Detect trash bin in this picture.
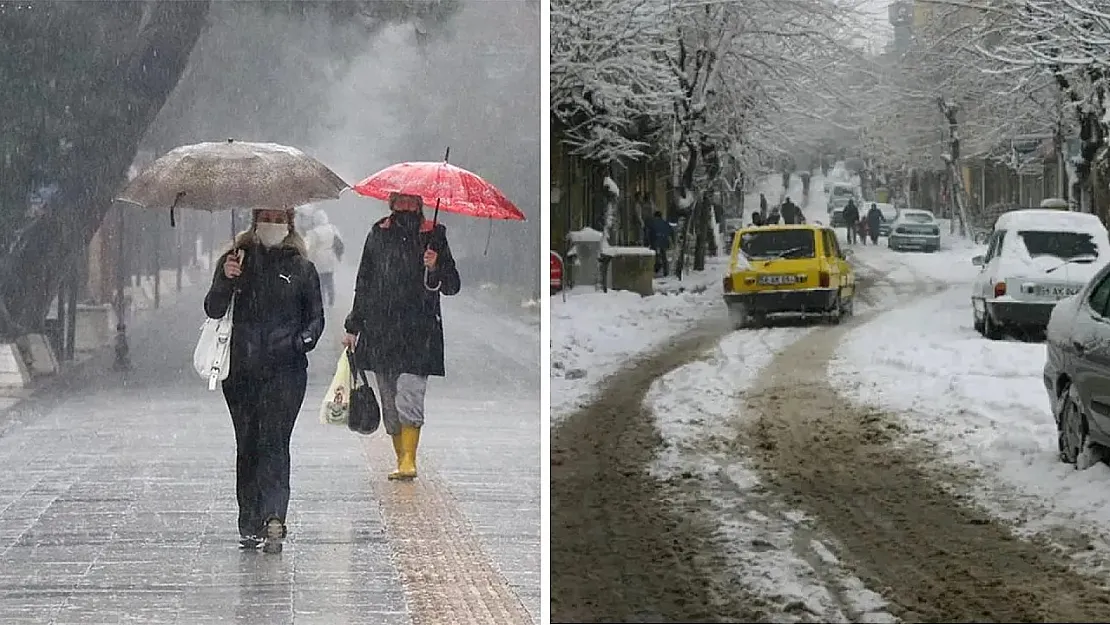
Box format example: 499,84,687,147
567,228,603,289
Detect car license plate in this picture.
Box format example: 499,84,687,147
1036,285,1080,299
758,274,798,285
909,237,927,244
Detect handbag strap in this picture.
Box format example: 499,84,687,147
345,349,371,387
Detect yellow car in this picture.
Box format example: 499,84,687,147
722,224,856,328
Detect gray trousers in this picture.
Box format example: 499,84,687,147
371,371,428,436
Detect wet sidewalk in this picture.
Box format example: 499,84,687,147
0,270,540,624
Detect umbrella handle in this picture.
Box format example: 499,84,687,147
423,266,442,292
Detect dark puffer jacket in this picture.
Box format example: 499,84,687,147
204,236,325,378
344,215,461,377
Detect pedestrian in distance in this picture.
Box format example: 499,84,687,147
342,192,461,481
304,209,344,307
644,210,674,277
842,199,860,245
204,207,325,553
867,202,883,245
751,211,764,227
759,193,768,219
781,197,800,225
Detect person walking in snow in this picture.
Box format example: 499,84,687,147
751,211,764,227
342,192,461,481
759,193,768,219
842,199,860,245
781,197,801,225
866,203,884,245
304,209,344,307
204,207,325,553
765,206,781,225
645,210,674,276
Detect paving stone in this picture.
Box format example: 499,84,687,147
0,276,538,624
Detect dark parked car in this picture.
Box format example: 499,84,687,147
1044,262,1110,469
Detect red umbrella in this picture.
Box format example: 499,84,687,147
352,149,526,223
353,149,525,292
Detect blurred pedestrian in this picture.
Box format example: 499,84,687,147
204,207,325,553
843,199,860,245
644,211,674,276
342,192,461,481
304,209,344,307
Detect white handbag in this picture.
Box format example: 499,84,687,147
193,293,236,391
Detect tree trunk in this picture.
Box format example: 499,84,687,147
673,140,699,280
938,98,972,236
0,1,211,339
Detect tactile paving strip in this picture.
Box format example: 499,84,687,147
362,436,532,625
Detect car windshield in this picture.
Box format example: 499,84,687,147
740,230,816,259
1018,230,1098,260
831,187,854,198
903,213,933,223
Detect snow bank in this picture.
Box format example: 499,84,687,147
648,330,895,622
551,260,727,423
603,246,655,257
832,246,1110,567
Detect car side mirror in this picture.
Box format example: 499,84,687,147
971,255,985,267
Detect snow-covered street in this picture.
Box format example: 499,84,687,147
552,171,1110,622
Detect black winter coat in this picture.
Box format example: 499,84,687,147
344,215,461,377
842,202,859,223
204,241,325,378
867,206,884,228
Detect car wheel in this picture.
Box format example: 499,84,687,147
729,304,749,330
983,310,1003,340
973,310,985,334
840,295,854,318
825,294,843,325
1057,383,1102,470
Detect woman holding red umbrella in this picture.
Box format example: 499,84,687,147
341,192,461,480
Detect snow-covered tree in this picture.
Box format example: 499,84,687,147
550,0,679,165
977,0,1110,216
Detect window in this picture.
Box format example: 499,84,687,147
903,212,934,224
824,230,843,258
740,229,816,259
985,230,1006,261
1018,230,1098,261
1088,274,1110,318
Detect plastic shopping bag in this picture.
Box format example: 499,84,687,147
319,351,352,426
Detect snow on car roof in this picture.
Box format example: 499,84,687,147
995,209,1106,233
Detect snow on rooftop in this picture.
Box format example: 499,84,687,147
995,209,1105,232
568,227,603,242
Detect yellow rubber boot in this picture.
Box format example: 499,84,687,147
388,426,420,480
388,433,406,480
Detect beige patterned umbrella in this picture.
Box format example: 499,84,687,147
116,139,349,225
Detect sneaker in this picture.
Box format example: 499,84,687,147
238,535,262,550
262,518,284,554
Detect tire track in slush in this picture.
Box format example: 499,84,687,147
740,273,1110,622
550,319,774,624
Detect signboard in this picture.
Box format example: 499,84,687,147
550,251,565,293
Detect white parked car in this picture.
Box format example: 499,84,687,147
972,209,1110,340
888,209,941,252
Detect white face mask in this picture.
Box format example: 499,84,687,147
256,223,288,248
